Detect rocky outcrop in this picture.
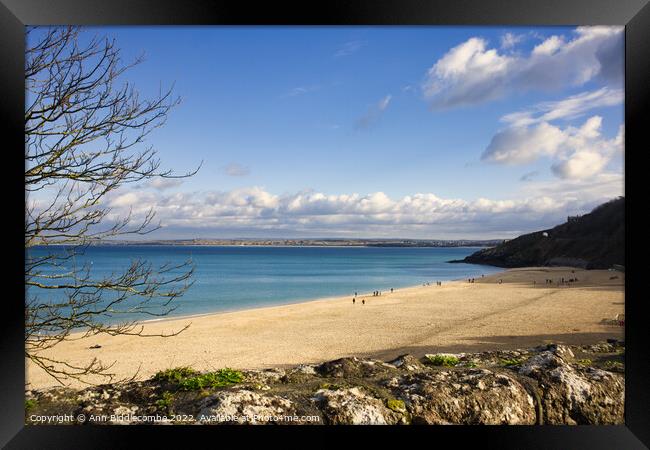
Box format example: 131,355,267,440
25,341,624,425
451,197,624,269
314,387,403,425
518,344,624,424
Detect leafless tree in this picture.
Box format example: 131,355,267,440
25,26,200,386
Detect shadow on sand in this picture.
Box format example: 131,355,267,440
357,331,625,362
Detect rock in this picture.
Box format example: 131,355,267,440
313,387,402,425
315,357,395,378
518,344,624,424
393,369,536,425
197,390,299,424
388,354,425,371
244,368,286,385
586,342,617,353
26,341,625,426
108,405,140,424
291,364,317,375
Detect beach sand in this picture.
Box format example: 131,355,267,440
26,267,624,390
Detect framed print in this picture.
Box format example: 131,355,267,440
1,0,648,447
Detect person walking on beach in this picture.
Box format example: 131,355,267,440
390,288,394,293
362,299,365,305
353,297,355,305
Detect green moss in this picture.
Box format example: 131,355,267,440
152,367,198,383
177,368,244,391
500,358,523,367
425,355,459,367
576,358,592,366
319,383,341,390
152,366,244,391
604,360,624,371
387,399,406,412
25,398,37,411
155,391,174,412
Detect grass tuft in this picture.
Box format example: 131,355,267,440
25,398,37,411
152,367,198,383
500,358,523,367
387,399,406,412
155,391,174,412
152,367,244,391
425,355,459,367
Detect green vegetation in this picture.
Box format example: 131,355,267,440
152,367,244,391
604,360,624,371
153,367,198,383
319,383,341,390
463,361,478,368
387,399,406,412
155,391,174,412
25,399,37,411
425,355,459,367
576,358,592,366
178,369,244,391
500,358,523,367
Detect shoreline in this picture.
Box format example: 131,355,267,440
27,266,624,390
137,275,478,326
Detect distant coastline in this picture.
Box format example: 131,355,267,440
45,238,506,248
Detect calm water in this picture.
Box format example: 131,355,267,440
26,245,501,324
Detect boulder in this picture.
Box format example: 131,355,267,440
519,344,624,424
197,389,299,424
391,369,536,424
313,387,402,425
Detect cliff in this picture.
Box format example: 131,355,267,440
453,197,624,269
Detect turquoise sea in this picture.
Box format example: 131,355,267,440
26,245,501,324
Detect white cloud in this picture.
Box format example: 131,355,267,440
109,192,139,207
532,35,564,56
501,32,525,50
377,95,392,111
97,182,623,240
519,170,540,182
422,26,623,109
501,87,623,127
483,122,566,165
147,178,183,190
423,37,513,107
222,163,251,177
482,115,623,180
334,40,366,57
355,95,392,129
286,85,320,97
551,149,609,179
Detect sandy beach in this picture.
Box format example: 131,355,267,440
26,267,624,390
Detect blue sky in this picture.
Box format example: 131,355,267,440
29,26,625,239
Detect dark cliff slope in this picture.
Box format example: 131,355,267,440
457,197,624,269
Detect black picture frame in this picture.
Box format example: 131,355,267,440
1,0,648,447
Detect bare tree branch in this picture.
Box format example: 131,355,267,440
25,26,200,386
